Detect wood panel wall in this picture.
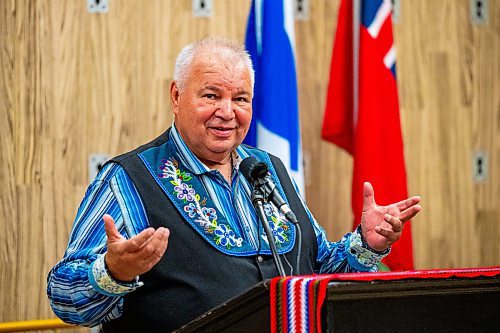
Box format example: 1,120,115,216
1,0,498,328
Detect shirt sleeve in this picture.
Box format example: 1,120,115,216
46,163,150,327
289,179,389,273
312,219,390,273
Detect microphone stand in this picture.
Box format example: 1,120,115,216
251,185,287,277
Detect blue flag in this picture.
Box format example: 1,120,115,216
245,0,305,194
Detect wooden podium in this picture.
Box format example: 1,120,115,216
176,271,500,333
176,270,500,333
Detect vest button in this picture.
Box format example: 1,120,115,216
257,255,264,263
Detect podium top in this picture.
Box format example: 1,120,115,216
177,267,500,333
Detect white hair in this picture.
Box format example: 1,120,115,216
173,37,255,92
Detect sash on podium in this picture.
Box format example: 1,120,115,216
270,267,500,333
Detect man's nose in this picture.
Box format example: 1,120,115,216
215,99,235,120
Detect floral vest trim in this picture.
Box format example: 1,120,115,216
137,141,296,257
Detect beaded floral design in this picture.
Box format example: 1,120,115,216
158,158,243,249
261,202,290,246
91,255,143,295
349,231,390,267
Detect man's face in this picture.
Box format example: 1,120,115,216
171,50,253,164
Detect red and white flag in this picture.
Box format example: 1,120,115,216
322,0,413,270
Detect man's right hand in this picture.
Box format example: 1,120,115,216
103,214,170,282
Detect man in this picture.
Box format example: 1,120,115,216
47,37,421,332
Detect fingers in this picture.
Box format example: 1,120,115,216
383,214,402,232
105,225,170,281
139,228,170,261
126,227,156,251
395,196,421,211
103,213,169,260
374,225,398,242
362,182,376,208
124,228,170,274
399,204,422,222
103,214,125,243
374,214,403,243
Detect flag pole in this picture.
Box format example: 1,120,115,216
352,0,360,128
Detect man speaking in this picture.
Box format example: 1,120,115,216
47,37,421,332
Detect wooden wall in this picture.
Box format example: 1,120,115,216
1,0,498,328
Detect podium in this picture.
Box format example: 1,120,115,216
176,270,500,333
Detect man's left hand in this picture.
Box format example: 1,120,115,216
360,182,421,252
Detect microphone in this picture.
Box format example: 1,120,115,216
240,156,303,276
239,157,298,224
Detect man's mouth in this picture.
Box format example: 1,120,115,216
209,126,235,137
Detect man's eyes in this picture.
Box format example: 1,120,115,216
235,97,249,103
204,94,217,99
202,94,249,103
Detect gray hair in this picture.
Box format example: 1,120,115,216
173,37,255,92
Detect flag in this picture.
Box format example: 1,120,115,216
245,0,305,195
322,0,414,270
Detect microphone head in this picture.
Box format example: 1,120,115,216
240,157,269,182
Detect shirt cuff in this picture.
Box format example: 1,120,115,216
89,254,143,296
346,227,390,270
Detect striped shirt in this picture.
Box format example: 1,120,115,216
47,125,387,327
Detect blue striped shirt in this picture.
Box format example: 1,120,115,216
47,125,386,327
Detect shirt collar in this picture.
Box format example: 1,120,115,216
169,123,248,176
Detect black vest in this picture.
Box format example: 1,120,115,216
102,131,318,332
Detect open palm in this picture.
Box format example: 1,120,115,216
361,182,421,252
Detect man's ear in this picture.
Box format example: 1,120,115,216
170,81,180,115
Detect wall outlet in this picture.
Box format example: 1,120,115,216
470,0,488,25
89,153,109,183
193,0,212,17
472,151,488,183
87,0,109,14
295,0,309,21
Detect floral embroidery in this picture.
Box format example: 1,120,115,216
91,255,143,295
269,217,288,244
264,204,275,216
348,231,390,267
261,204,290,246
214,224,243,249
159,158,243,249
174,183,195,202
184,202,199,218
202,207,217,220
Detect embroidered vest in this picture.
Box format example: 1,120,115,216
102,130,318,332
